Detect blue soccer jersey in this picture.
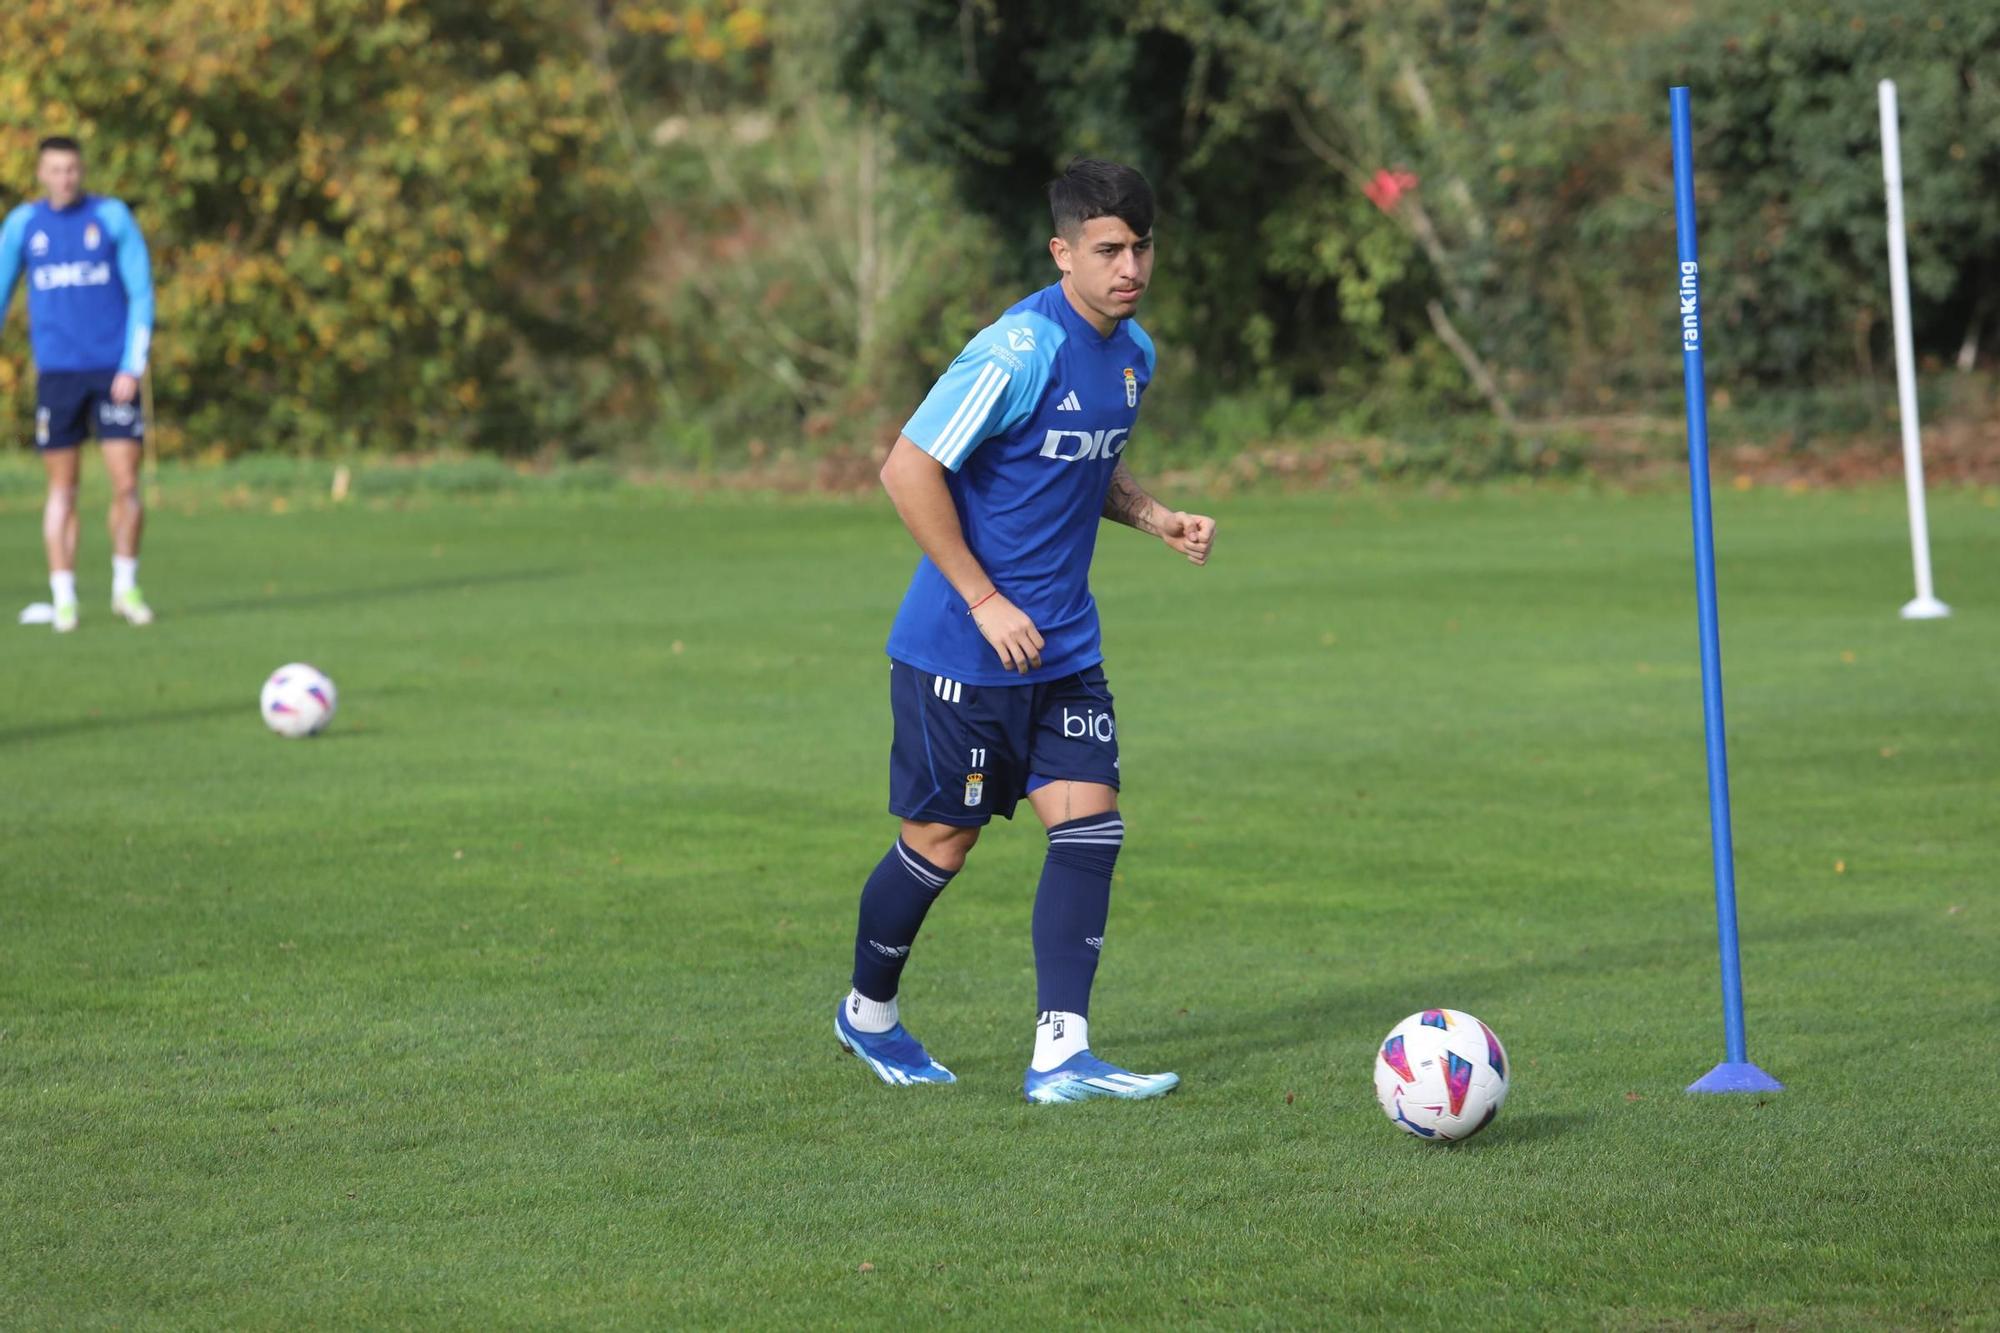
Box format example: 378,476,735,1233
886,282,1156,685
0,195,154,375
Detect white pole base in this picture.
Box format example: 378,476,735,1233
1900,596,1952,620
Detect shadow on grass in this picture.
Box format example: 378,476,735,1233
0,686,414,746
1190,909,1908,1063
170,566,573,620
0,699,250,746
1450,1109,1588,1148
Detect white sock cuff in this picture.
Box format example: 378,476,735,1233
1031,1010,1090,1071
50,571,77,603
846,988,899,1034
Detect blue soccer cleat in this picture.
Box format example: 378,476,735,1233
835,1003,956,1086
1023,1051,1180,1104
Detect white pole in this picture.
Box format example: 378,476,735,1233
1879,78,1950,619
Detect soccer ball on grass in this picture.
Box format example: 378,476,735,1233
260,663,337,738
1373,1008,1508,1141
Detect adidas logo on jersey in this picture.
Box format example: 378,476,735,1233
1056,390,1082,412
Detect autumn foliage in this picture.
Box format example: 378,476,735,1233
0,0,649,456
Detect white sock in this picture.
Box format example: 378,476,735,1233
113,556,138,596
50,570,76,605
1032,1011,1089,1071
845,988,898,1034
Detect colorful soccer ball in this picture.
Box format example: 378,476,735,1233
260,663,337,738
1373,1009,1509,1141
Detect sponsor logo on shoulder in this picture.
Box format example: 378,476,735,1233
1006,326,1036,352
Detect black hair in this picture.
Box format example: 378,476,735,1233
37,135,82,158
1048,158,1154,240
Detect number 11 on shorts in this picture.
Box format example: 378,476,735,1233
965,749,986,808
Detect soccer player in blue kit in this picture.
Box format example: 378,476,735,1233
0,136,157,632
836,160,1217,1103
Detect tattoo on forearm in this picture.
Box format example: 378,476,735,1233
1103,463,1162,534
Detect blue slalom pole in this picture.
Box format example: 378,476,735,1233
1671,87,1781,1096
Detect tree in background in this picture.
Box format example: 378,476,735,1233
839,0,2000,449
600,1,1010,465
833,0,1659,450
2,0,1993,465
0,0,648,456
1664,1,2000,387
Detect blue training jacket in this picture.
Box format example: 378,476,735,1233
0,194,154,375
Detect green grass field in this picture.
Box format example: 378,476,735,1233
3,478,1996,1328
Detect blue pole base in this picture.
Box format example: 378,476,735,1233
1686,1061,1784,1094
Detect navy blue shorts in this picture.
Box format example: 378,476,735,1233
888,658,1121,826
36,369,144,450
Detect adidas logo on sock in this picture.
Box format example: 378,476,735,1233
868,939,911,959
1085,936,1103,951
1056,390,1082,412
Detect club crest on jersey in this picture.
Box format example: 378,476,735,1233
1123,367,1138,407
1007,327,1036,352
28,230,48,257
84,223,101,250
963,772,985,807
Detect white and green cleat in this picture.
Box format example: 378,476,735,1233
111,587,153,626
52,599,79,633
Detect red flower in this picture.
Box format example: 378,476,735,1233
1363,168,1420,213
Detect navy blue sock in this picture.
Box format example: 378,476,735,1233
1032,812,1124,1017
851,840,956,1001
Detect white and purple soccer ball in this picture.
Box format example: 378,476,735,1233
260,663,337,738
1373,1008,1509,1142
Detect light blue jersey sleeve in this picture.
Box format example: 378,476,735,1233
0,205,31,334
96,198,154,374
902,311,1065,472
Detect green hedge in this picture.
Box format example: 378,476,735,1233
0,0,650,456
4,0,1994,464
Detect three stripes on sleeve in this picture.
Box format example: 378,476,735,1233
925,363,1013,471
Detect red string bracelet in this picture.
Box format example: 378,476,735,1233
967,589,999,615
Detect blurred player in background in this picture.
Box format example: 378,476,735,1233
835,158,1217,1103
0,135,156,632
